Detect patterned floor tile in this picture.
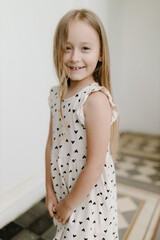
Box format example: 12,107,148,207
0,222,23,240
14,211,39,228
41,225,57,240
117,183,160,240
123,210,138,224
115,153,160,194
118,213,129,229
119,132,160,160
131,174,153,183
118,197,138,213
155,221,160,240
11,229,39,240
29,202,47,217
119,228,127,240
29,212,53,236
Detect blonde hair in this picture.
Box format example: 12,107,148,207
53,9,120,161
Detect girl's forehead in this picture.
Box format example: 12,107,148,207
67,20,99,43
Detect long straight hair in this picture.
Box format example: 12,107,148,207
53,9,120,161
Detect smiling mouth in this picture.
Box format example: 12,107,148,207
68,66,85,70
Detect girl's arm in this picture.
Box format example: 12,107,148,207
45,112,54,193
64,91,112,210
45,112,58,218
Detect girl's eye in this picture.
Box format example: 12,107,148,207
66,46,71,51
82,47,90,51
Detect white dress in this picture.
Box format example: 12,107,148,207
48,82,119,240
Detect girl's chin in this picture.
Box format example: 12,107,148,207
66,74,87,80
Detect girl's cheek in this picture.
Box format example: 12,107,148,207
64,55,71,65
63,55,67,63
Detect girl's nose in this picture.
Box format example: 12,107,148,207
71,49,80,62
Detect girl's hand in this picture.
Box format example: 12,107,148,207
45,189,58,218
54,198,74,225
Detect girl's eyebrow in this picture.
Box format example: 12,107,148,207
81,42,92,44
66,41,93,45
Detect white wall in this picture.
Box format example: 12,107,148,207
105,0,124,126
122,0,160,133
0,0,73,228
0,0,160,228
105,0,160,134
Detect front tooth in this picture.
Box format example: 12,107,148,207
70,67,82,69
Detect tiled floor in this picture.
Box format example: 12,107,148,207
0,132,160,240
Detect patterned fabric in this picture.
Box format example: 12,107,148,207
48,82,119,240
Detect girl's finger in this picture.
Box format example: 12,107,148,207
49,209,54,218
61,219,66,225
53,206,57,214
49,205,57,218
52,212,56,218
54,213,58,219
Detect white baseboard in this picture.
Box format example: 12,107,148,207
0,169,46,229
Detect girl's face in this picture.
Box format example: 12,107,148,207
63,20,101,83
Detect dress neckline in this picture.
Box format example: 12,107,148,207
61,82,99,102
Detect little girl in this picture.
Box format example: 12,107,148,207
45,9,120,240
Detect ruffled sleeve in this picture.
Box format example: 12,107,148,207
48,85,58,110
75,84,119,126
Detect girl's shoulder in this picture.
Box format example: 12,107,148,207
76,82,119,126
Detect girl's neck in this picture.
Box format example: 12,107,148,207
67,78,96,91
63,78,96,99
